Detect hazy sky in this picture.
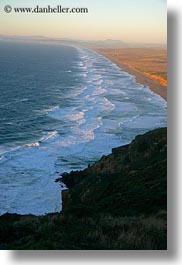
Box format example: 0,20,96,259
0,0,167,44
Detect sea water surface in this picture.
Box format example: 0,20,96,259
0,41,167,215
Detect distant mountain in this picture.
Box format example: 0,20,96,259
88,39,128,48
0,34,128,48
0,34,165,49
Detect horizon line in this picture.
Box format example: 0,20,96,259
0,34,167,46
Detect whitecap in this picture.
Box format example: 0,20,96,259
26,142,40,147
40,130,59,143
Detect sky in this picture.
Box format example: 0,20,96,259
0,0,167,44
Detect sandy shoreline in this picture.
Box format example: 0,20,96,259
93,48,167,101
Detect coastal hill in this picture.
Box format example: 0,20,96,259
0,127,167,250
62,127,167,217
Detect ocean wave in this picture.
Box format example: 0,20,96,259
34,105,60,117
26,142,40,147
46,106,63,120
46,105,59,113
102,97,115,112
92,86,106,96
19,98,29,102
65,110,85,125
40,131,59,143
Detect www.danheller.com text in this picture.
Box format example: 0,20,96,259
4,5,89,14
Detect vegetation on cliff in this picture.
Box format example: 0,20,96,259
0,128,167,250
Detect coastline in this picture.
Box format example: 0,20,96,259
92,48,167,101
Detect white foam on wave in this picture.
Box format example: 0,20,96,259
48,106,59,112
19,98,29,102
25,131,59,148
70,85,87,97
81,73,87,78
34,105,60,116
69,127,95,142
0,144,61,215
25,131,60,149
84,95,96,103
46,106,64,120
65,111,85,125
103,97,115,110
47,105,86,126
40,130,59,143
92,86,106,96
26,142,40,147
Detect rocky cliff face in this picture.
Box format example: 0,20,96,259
62,127,167,217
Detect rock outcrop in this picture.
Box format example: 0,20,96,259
62,127,167,217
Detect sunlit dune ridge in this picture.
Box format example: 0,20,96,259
143,72,167,86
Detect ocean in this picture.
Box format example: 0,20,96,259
0,41,167,215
